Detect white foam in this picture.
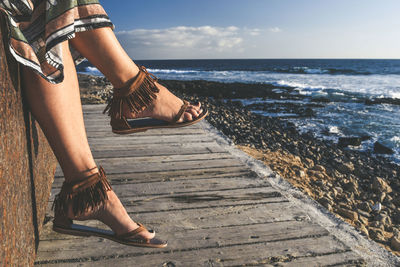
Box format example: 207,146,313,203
328,126,341,134
390,136,400,143
147,68,197,74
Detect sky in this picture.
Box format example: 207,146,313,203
100,0,400,60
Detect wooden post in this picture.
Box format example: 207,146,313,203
0,13,57,266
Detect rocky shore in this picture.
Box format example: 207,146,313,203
78,73,400,256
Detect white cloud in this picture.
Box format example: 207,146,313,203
115,26,262,59
268,27,282,33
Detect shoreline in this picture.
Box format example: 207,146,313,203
78,73,400,256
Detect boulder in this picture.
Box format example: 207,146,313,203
338,137,362,147
373,142,394,154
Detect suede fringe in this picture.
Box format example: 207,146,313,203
103,66,159,119
52,167,112,217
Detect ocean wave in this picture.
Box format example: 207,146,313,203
78,64,400,100
78,66,102,76
273,66,371,75
147,68,199,74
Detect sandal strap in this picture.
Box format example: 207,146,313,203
103,66,159,120
116,223,147,239
172,100,189,123
52,166,112,217
61,167,107,194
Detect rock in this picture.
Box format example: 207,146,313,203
359,225,369,237
318,197,333,209
358,202,372,213
373,142,394,154
357,209,371,219
391,237,400,251
372,177,392,193
372,202,382,212
392,209,400,224
303,158,314,168
343,180,358,194
370,220,384,230
334,187,344,195
369,227,386,242
379,192,386,203
336,207,358,221
338,137,362,147
374,214,392,228
358,215,369,225
336,161,355,174
313,165,326,172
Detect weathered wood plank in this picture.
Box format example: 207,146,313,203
52,166,257,187
36,220,330,262
86,134,215,146
51,175,270,196
86,142,223,154
46,186,284,215
39,201,306,242
89,143,226,158
55,158,247,177
85,128,206,138
35,234,356,266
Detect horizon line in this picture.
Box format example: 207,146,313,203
134,57,400,61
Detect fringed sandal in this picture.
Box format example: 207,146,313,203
52,167,167,248
103,66,208,134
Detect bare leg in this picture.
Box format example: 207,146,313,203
22,41,153,238
69,27,202,122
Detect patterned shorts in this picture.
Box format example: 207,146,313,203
0,0,113,83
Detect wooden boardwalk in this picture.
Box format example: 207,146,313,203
35,105,371,266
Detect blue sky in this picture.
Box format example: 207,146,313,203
100,0,400,60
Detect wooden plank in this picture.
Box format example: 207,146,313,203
89,145,225,159
46,186,284,214
40,201,306,242
86,142,222,153
55,158,247,177
267,251,365,267
35,234,354,266
35,220,330,262
86,129,210,136
51,175,269,195
86,134,215,145
52,166,257,186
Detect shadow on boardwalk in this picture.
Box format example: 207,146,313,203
35,105,397,266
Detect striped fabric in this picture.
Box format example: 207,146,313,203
0,0,113,83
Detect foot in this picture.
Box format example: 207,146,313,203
68,189,155,239
123,82,203,123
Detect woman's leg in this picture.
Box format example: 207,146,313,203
69,27,201,122
22,41,153,238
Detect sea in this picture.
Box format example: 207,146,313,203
77,59,400,163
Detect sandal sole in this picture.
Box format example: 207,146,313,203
112,109,208,135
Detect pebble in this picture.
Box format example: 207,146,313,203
368,228,386,242
391,237,400,251
372,177,392,194
358,202,372,213
372,202,382,212
336,207,358,221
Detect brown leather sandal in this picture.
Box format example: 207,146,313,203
103,66,208,135
52,167,167,248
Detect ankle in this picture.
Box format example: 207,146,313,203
63,166,99,182
109,64,140,89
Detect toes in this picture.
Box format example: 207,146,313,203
188,102,202,112
186,107,200,118
183,112,193,122
147,229,156,239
